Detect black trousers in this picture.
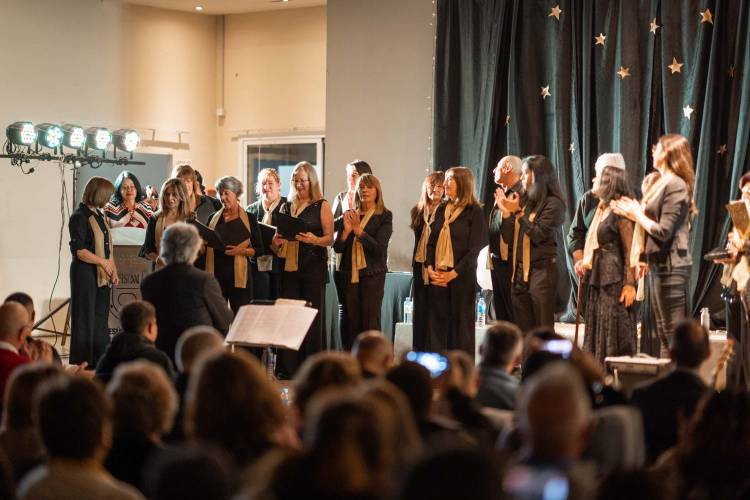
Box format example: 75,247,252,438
412,263,429,351
648,265,690,357
511,258,558,333
251,266,282,302
70,261,111,366
277,270,325,377
490,257,514,322
341,272,386,350
427,270,477,356
217,278,252,315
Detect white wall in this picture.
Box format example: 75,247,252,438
325,0,435,270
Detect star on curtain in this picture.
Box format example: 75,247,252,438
569,143,576,153
549,5,562,21
668,57,684,74
717,144,727,156
683,105,694,120
541,86,551,99
504,115,511,127
649,18,660,34
729,65,736,79
594,33,606,46
700,9,713,24
617,66,631,79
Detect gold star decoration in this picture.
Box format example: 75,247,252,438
594,33,606,46
504,115,511,127
617,66,631,79
649,18,660,34
668,57,684,74
541,85,551,100
569,143,576,153
683,104,694,120
729,65,736,79
549,4,562,21
717,144,727,156
700,8,713,24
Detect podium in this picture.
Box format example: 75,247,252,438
109,228,151,336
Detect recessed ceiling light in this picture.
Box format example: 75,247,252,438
195,5,204,11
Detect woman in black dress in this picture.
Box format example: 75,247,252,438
69,177,118,365
205,176,263,314
425,167,488,355
272,161,334,376
173,164,222,225
334,174,393,349
140,178,192,268
612,134,696,356
246,168,287,302
410,171,444,351
581,165,637,365
499,155,565,333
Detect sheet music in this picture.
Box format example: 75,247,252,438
226,304,317,350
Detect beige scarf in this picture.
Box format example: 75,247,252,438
414,205,438,284
350,209,376,284
205,208,252,288
511,210,537,283
434,203,465,271
88,214,113,287
582,203,609,270
277,201,309,272
261,197,281,225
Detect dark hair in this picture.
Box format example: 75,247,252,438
523,155,565,213
35,376,111,459
348,160,373,176
3,363,63,429
481,321,522,367
294,352,361,416
671,319,709,368
385,361,432,419
4,292,33,310
194,170,207,195
111,170,146,204
593,166,633,204
120,300,156,336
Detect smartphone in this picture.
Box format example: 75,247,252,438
406,351,448,378
541,339,573,359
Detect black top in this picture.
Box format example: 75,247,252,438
411,206,436,264
195,195,222,225
488,181,525,261
509,196,565,265
641,175,692,267
566,190,599,255
95,331,176,384
104,433,161,494
332,191,351,234
139,213,163,260
426,203,488,276
210,211,264,288
247,197,287,273
69,203,111,260
333,209,393,280
278,199,329,281
588,213,636,288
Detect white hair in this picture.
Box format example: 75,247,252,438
160,222,202,265
595,153,626,177
215,176,244,197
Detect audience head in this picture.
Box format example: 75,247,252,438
522,155,565,212
441,350,479,398
4,292,34,323
111,170,145,205
411,171,445,229
119,300,157,342
107,360,177,439
480,321,522,371
354,173,386,214
593,165,633,204
159,178,191,219
670,319,710,368
145,443,235,500
255,168,282,202
345,159,373,192
516,362,592,461
0,301,31,349
160,222,202,266
215,176,243,211
175,326,225,374
294,352,361,418
352,331,393,377
173,164,203,199
185,350,285,466
386,361,433,420
81,176,115,209
494,154,523,186
653,133,697,215
444,166,480,207
289,161,323,203
34,375,112,461
2,362,63,430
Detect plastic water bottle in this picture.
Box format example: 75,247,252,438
403,297,413,324
476,294,486,328
700,307,710,331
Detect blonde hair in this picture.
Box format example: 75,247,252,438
255,168,281,197
289,161,323,204
159,178,192,221
81,176,115,208
445,166,480,207
354,174,385,214
172,164,202,199
655,134,697,216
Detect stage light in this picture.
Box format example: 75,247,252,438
35,123,64,149
61,124,85,149
195,5,204,11
6,121,37,146
113,129,140,153
85,127,112,151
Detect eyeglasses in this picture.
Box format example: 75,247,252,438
293,179,310,185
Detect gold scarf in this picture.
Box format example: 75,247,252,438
88,214,113,287
277,201,309,272
434,203,465,271
582,203,609,270
511,210,537,283
205,208,252,288
262,197,281,225
351,209,376,284
415,206,438,284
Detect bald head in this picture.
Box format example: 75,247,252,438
352,331,393,377
494,155,523,188
0,302,31,348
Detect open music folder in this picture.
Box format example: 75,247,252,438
225,301,317,350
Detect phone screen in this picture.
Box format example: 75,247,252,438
406,351,448,378
541,339,573,359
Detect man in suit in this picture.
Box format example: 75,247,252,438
141,223,233,363
631,319,711,463
476,321,522,410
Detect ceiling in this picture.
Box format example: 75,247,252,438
121,0,326,15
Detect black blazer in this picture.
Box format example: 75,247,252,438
507,195,565,264
488,181,525,262
247,197,287,273
140,263,233,362
426,203,488,276
642,175,692,267
334,209,393,280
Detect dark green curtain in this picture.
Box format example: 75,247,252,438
434,0,750,322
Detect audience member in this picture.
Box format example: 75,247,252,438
595,468,673,500
95,301,175,384
476,321,522,410
18,376,143,500
631,319,710,463
351,331,393,378
104,361,178,493
4,293,63,367
140,223,233,363
0,363,63,483
293,352,361,422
